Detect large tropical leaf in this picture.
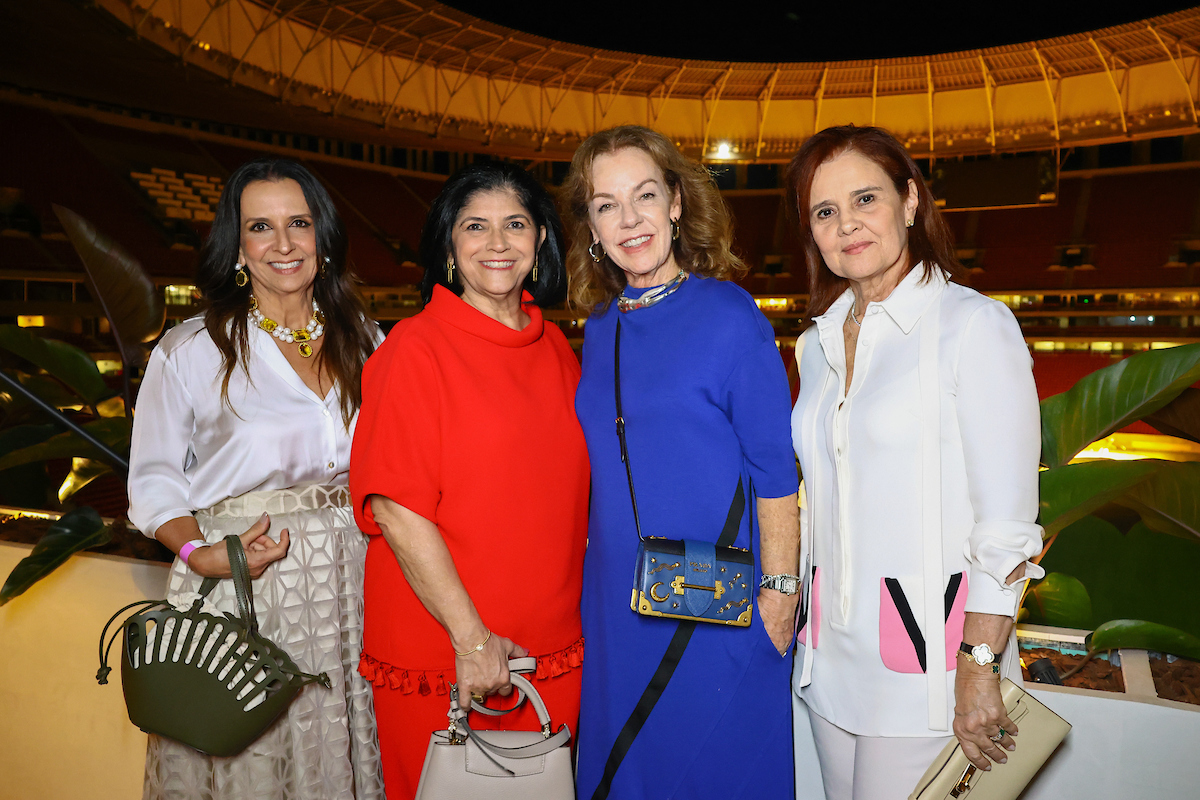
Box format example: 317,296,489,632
58,457,113,503
0,507,111,605
1112,461,1200,543
1023,572,1094,629
1086,619,1200,661
1038,460,1161,538
53,205,165,368
1040,343,1200,468
0,325,113,407
1143,387,1200,445
0,417,130,471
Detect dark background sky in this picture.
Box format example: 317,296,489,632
444,2,1197,62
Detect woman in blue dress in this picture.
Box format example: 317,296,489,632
563,125,802,800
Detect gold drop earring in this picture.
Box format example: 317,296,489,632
446,254,455,283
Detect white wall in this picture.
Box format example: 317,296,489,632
0,542,168,800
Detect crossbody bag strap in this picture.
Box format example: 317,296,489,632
593,320,747,800
614,319,644,540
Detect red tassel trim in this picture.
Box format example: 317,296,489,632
358,637,585,695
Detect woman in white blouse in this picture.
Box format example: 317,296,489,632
787,126,1044,800
128,158,385,800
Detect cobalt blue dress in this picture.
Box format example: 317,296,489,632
575,276,800,800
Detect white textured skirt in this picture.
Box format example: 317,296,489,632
143,485,385,800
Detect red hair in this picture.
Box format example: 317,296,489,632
785,125,965,321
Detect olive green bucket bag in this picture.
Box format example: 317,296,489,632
96,534,330,757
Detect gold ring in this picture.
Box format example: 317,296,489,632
471,693,485,703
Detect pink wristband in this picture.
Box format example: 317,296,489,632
179,540,208,567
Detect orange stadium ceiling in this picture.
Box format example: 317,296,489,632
96,0,1200,162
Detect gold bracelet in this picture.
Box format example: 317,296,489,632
454,629,491,657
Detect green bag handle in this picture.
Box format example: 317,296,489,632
197,535,258,638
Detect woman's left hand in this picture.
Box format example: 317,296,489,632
953,667,1018,770
758,588,798,656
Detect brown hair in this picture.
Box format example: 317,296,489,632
195,157,377,427
785,125,965,321
561,125,745,311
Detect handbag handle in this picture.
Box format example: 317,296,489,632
448,658,547,727
197,535,258,638
447,664,573,776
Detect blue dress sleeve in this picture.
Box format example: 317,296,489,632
722,336,800,500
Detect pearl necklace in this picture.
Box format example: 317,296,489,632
249,297,325,358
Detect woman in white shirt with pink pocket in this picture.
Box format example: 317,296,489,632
787,125,1045,800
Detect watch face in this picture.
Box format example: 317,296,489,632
971,643,995,665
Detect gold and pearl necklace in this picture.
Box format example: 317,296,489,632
249,296,325,358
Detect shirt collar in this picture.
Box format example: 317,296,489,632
813,262,947,336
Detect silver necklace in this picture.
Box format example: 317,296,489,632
618,270,688,313
848,303,863,326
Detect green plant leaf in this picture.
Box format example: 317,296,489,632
0,417,130,472
58,457,112,503
13,371,86,411
1086,619,1200,660
53,205,165,369
0,325,113,406
1143,387,1200,445
0,507,111,605
1024,572,1094,629
1111,461,1200,543
1039,342,1200,468
1038,460,1162,538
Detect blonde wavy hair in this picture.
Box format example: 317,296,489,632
561,125,746,311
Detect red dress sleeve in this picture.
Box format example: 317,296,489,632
350,322,442,535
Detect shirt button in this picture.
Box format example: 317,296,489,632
327,462,335,469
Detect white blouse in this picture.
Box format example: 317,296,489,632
127,316,378,538
791,265,1045,736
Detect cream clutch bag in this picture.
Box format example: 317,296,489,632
909,679,1071,800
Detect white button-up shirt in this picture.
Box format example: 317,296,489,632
128,316,377,538
791,265,1044,735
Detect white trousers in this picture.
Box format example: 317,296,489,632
808,707,952,800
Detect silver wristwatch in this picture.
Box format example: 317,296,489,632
759,573,801,595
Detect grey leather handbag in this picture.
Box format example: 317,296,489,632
414,657,575,799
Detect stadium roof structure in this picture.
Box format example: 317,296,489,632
95,0,1200,162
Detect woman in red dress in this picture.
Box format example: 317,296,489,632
349,162,589,799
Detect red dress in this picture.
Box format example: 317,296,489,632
350,286,589,799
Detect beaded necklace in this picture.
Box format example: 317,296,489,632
249,297,325,358
617,270,688,313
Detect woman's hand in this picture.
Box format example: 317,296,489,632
189,513,290,579
453,629,529,712
953,664,1018,771
758,588,799,656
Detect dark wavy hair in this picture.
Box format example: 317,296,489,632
561,125,746,312
194,157,376,426
785,125,965,321
419,162,567,307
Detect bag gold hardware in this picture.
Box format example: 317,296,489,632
670,575,725,599
950,764,976,797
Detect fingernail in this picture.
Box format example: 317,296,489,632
983,765,992,772
1006,744,1016,751
259,512,268,521
998,757,1007,764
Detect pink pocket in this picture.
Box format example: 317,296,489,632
797,566,821,649
878,573,967,674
